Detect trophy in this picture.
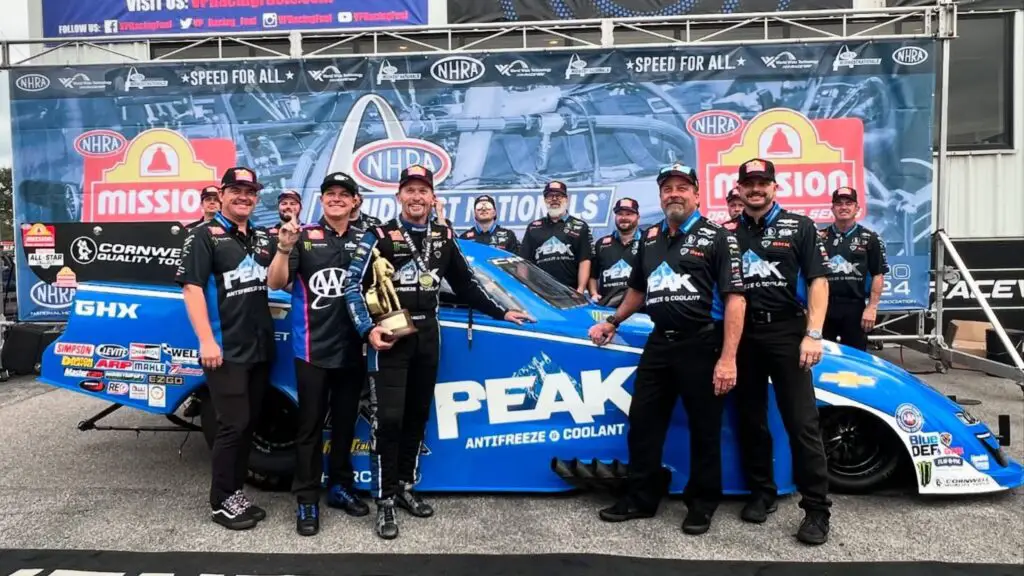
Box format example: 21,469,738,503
364,247,419,340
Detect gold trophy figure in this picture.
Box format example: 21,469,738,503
364,247,419,340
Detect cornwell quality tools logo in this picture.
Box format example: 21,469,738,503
80,128,236,223
694,108,864,224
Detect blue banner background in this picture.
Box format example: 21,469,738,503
41,0,428,38
8,41,937,321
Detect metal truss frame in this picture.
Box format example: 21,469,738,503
1,0,1019,386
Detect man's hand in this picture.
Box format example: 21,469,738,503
861,306,877,332
588,322,616,346
713,356,737,396
368,326,395,351
590,292,603,303
277,219,301,251
199,338,223,370
504,310,535,325
799,336,823,371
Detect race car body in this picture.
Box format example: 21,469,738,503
38,241,1023,496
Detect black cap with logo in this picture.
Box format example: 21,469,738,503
656,163,698,187
832,186,858,203
737,158,776,183
200,185,219,201
220,166,264,191
320,171,358,195
399,164,434,189
543,180,568,196
277,190,302,204
474,194,496,208
613,197,639,214
726,187,741,202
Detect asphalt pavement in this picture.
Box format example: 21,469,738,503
0,346,1021,564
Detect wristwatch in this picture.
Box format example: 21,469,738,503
806,329,823,340
605,315,621,328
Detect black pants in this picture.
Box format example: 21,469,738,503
366,321,440,501
292,356,367,504
823,299,868,351
735,316,832,514
626,324,725,515
204,360,271,508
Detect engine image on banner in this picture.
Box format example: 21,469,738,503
8,42,936,321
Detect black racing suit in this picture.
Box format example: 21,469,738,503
733,203,833,515
351,212,383,230
285,218,368,504
820,224,889,351
623,214,744,515
175,213,276,509
344,218,509,501
459,222,520,254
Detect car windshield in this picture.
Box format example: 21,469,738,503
439,264,525,312
490,255,589,310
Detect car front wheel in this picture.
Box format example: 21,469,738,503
820,407,902,493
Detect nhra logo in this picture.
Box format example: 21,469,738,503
686,110,742,138
29,281,75,310
893,46,928,66
697,108,864,224
15,73,50,92
74,130,127,157
430,56,486,84
82,128,236,224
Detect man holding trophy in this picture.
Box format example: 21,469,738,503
344,164,533,540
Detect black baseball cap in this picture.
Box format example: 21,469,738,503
320,171,358,195
726,187,741,202
737,158,776,183
474,194,496,208
278,190,302,204
613,197,639,214
657,163,698,186
543,180,568,196
200,185,219,201
832,187,858,202
399,164,434,189
220,167,263,191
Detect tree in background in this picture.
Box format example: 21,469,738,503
0,167,11,243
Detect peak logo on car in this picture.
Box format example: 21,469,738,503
696,109,864,224
74,130,128,158
81,128,236,224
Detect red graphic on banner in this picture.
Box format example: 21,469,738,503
81,129,236,223
696,109,864,224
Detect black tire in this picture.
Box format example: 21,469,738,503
199,385,299,492
820,407,902,494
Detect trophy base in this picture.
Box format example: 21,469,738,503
378,310,419,341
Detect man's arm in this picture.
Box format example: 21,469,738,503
797,220,831,332
867,233,889,311
714,230,746,361
343,229,381,339
267,242,298,291
576,224,595,292
443,233,509,320
609,288,645,323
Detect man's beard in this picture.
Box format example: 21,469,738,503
665,205,689,223
616,221,637,235
547,204,567,218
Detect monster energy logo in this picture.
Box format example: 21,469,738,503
917,461,933,487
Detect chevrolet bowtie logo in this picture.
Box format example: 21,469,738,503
820,371,876,388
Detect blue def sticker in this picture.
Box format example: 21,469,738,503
896,403,924,433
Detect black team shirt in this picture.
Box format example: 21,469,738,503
819,223,889,302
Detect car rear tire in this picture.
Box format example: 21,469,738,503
199,385,298,492
820,407,902,493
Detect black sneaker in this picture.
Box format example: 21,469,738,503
681,509,712,535
296,503,320,537
376,498,399,540
740,497,777,524
211,493,258,531
235,490,266,522
598,497,656,522
796,510,830,545
327,484,370,517
395,488,434,518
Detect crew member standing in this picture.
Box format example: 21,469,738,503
519,181,593,292
820,187,888,351
588,164,746,534
268,172,372,537
459,194,520,253
344,164,533,540
731,158,833,546
185,186,222,230
588,198,642,308
726,187,745,221
176,167,276,531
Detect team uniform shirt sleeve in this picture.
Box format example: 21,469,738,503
590,241,602,279
868,232,890,276
576,223,594,262
505,230,521,255
796,219,832,281
175,227,213,288
519,225,537,261
715,230,745,295
626,238,647,293
343,228,380,339
444,235,509,320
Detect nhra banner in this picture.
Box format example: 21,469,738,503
9,41,937,321
41,0,428,39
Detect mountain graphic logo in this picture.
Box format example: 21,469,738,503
647,261,696,293
829,254,861,276
603,259,632,281
537,236,572,257
742,250,783,279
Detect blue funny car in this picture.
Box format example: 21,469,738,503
39,240,1023,496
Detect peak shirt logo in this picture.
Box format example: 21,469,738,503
647,262,697,293
697,109,864,224
82,128,236,223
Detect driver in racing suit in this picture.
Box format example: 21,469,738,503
343,164,533,540
268,171,371,537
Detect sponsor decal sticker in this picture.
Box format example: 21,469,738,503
106,382,130,396
970,454,990,471
168,364,204,376
130,343,162,362
55,342,95,357
21,223,56,248
934,455,963,467
430,55,486,85
892,46,928,66
79,380,105,393
28,250,64,269
96,344,129,359
74,130,128,157
129,383,148,401
917,460,932,487
62,356,94,368
819,371,875,388
148,384,167,408
55,267,79,288
64,368,104,379
895,403,923,433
